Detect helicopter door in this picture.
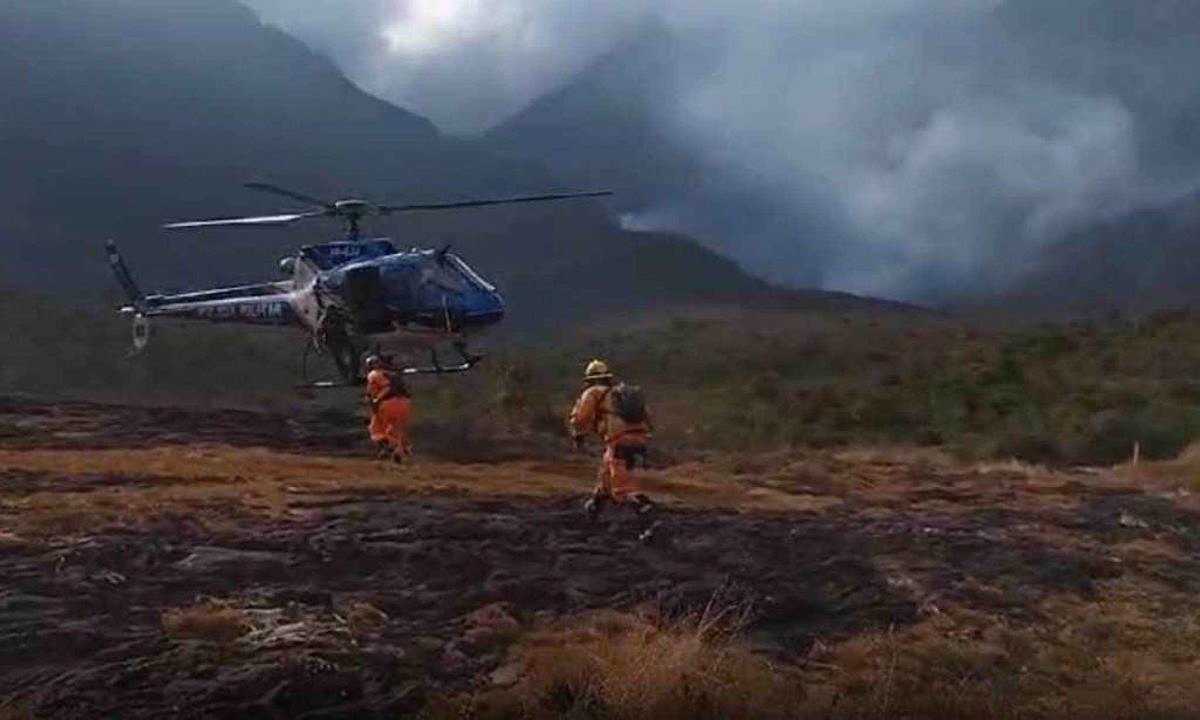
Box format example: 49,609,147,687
381,265,419,321
342,265,389,334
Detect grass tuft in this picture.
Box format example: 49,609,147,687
434,596,1200,720
161,603,252,645
438,608,803,720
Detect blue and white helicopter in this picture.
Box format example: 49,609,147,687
106,182,610,387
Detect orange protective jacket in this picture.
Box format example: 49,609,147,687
366,369,412,453
569,385,651,445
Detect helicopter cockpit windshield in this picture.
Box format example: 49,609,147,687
338,250,499,329
421,256,473,295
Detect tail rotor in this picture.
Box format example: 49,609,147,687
105,240,152,356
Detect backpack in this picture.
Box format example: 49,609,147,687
608,383,647,424
380,370,409,400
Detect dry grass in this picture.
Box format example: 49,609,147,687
800,589,1200,720
0,446,591,535
0,445,865,535
0,439,1190,537
340,601,390,636
437,607,804,720
160,599,372,661
0,702,35,720
1112,441,1200,492
161,603,252,645
436,590,1200,720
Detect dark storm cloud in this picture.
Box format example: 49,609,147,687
242,0,1200,300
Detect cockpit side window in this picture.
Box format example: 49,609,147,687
449,255,496,292
416,255,472,294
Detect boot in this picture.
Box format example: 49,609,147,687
584,492,608,521
638,520,663,545
632,494,656,516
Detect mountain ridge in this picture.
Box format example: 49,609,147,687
1005,189,1200,317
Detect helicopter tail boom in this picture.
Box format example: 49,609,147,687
106,239,306,356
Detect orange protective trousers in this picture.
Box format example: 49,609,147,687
596,436,646,504
370,397,412,455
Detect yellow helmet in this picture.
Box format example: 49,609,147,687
583,359,613,382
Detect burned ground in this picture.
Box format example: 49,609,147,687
1,399,1199,718
0,498,912,718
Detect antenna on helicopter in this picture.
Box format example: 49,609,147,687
162,182,613,241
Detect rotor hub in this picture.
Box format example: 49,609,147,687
333,199,370,216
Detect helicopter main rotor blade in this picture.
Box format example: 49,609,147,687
243,182,334,209
378,190,613,214
163,211,326,230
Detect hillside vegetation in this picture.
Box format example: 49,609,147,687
462,308,1200,466
8,293,1200,467
0,291,301,403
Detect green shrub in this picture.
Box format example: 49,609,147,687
1069,407,1200,465
11,295,1200,466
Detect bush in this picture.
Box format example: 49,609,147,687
14,294,1200,467
994,431,1065,465
1069,408,1200,465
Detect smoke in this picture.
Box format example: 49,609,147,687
242,0,652,131
242,0,1200,300
654,0,1176,297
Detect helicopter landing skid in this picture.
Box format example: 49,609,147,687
295,343,484,389
294,379,364,391
400,343,484,376
293,361,474,390
399,361,474,376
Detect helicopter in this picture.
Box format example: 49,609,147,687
106,181,611,387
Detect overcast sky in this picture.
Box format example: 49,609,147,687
242,0,1200,299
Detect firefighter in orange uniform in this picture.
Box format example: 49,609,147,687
365,355,412,463
569,359,655,519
